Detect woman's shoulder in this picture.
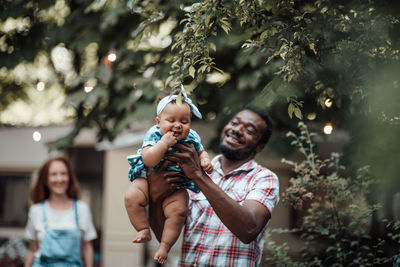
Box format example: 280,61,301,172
27,202,43,217
75,200,92,214
30,202,42,209
76,199,89,209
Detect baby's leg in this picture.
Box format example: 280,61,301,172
154,189,188,264
124,178,151,243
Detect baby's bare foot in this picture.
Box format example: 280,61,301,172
154,243,169,264
132,229,151,243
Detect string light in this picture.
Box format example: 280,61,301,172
325,98,333,108
207,112,216,120
307,113,316,120
84,78,97,93
84,82,94,93
323,122,333,135
107,50,117,62
33,130,42,142
36,81,45,91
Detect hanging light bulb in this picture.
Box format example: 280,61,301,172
107,50,117,62
36,81,45,91
84,82,94,93
83,78,97,93
307,112,317,120
323,122,333,135
325,98,333,108
33,130,42,142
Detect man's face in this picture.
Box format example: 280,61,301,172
219,110,267,161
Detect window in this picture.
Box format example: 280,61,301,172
0,173,30,227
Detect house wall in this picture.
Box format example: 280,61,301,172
101,146,145,267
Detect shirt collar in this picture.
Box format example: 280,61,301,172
212,154,258,176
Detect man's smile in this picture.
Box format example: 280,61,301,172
224,131,243,146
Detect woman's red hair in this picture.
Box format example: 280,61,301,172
30,157,81,203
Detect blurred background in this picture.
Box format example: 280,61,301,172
1,0,399,266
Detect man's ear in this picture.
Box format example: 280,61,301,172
255,143,265,153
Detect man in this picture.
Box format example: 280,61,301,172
146,108,280,266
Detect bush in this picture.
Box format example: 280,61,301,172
264,122,400,266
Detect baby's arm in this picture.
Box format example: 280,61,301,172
142,131,177,167
199,150,213,174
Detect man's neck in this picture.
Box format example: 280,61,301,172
220,155,254,174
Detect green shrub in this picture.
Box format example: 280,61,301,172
264,122,399,266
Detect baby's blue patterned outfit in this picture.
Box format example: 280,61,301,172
127,125,203,193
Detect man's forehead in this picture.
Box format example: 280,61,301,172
234,110,262,123
230,110,266,132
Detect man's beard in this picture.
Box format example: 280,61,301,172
219,136,255,161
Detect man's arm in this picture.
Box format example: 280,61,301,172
165,143,272,244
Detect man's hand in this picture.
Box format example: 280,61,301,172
164,143,205,181
147,159,186,203
147,159,187,241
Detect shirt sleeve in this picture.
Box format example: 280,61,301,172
24,206,37,241
142,125,162,148
247,168,280,214
78,201,98,241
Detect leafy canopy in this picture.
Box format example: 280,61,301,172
0,0,399,152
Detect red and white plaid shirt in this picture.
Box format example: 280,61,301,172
179,155,280,267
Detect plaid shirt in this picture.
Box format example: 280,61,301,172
179,155,280,267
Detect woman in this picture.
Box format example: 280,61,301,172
24,157,97,267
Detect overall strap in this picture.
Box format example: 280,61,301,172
73,199,79,226
41,201,48,229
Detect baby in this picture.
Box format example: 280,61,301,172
125,86,213,264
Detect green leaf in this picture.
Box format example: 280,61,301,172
205,15,211,27
260,30,269,40
288,103,295,118
209,42,216,52
165,76,173,87
189,65,196,78
176,93,183,105
221,24,230,34
294,107,303,119
199,64,208,73
309,43,317,54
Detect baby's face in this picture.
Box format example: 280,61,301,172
156,102,191,140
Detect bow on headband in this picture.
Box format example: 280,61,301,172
156,85,202,119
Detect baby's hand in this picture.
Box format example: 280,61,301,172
160,131,178,147
201,158,213,174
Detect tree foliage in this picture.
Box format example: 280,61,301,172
264,122,400,266
1,0,399,191
1,0,398,147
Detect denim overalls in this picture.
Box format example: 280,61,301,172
33,200,82,267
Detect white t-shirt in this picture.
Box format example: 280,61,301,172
25,200,97,258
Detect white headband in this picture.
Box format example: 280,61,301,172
156,85,202,119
